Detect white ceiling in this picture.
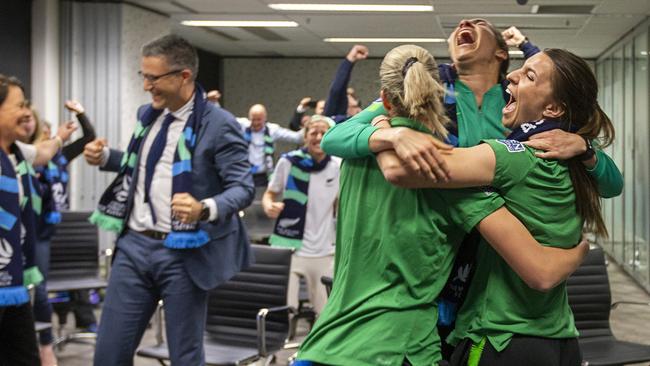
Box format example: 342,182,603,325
127,0,650,58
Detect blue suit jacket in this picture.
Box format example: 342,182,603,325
102,100,255,290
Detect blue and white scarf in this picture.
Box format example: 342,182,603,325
244,126,274,174
269,148,330,249
90,84,210,249
0,145,43,306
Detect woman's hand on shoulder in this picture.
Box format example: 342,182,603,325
522,129,586,160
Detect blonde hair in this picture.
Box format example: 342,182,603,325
26,104,44,144
380,45,449,138
303,114,334,138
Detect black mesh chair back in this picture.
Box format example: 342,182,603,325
241,188,276,243
566,246,613,339
48,211,106,291
205,244,292,352
567,246,650,366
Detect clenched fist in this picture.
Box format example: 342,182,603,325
346,45,369,63
83,138,107,166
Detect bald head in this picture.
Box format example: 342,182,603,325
248,104,267,132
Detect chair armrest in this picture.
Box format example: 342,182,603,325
611,301,650,310
100,248,114,280
256,305,297,356
154,300,164,345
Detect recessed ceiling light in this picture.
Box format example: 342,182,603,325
509,50,524,55
180,20,299,27
324,38,445,43
269,4,433,12
641,51,648,56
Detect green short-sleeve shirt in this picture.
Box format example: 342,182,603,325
447,139,582,352
297,118,505,366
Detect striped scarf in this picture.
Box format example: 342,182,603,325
0,145,43,306
37,153,69,227
244,126,274,174
90,84,210,249
269,148,330,249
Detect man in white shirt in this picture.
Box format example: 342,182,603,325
237,104,303,187
83,35,253,366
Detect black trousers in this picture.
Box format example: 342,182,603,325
0,303,40,366
449,335,581,366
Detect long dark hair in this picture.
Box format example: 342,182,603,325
545,48,615,238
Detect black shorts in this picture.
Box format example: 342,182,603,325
449,335,581,366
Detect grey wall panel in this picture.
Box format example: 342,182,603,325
221,56,457,124
60,1,123,250
60,1,122,213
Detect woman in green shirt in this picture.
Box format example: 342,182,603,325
376,49,611,365
294,45,588,366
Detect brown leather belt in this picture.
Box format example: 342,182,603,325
131,229,168,241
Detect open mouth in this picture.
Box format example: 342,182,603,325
456,29,475,46
503,88,517,114
17,116,29,126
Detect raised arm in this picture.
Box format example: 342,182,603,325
62,100,97,162
271,124,303,144
502,26,541,59
323,45,368,117
477,206,588,291
32,121,77,166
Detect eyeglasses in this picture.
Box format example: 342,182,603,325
138,69,183,83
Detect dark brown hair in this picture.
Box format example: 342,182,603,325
545,48,615,238
0,74,24,106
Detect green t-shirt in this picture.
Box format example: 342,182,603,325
297,118,505,366
454,81,508,147
447,139,582,352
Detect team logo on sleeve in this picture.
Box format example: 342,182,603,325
481,186,497,196
496,139,525,153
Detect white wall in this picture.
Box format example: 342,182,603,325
31,0,60,126
119,4,170,148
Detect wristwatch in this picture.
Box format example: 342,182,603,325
578,137,595,162
517,37,529,49
200,202,210,221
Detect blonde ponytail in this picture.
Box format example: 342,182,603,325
380,45,449,138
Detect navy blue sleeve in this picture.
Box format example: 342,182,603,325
324,59,354,117
289,110,304,131
521,41,541,59
210,113,255,224
62,113,97,162
100,148,124,172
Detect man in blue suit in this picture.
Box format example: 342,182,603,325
83,35,254,365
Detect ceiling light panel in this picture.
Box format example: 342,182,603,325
324,38,446,43
268,4,434,12
181,20,299,27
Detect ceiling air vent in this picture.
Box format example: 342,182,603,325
244,28,289,41
536,5,594,14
